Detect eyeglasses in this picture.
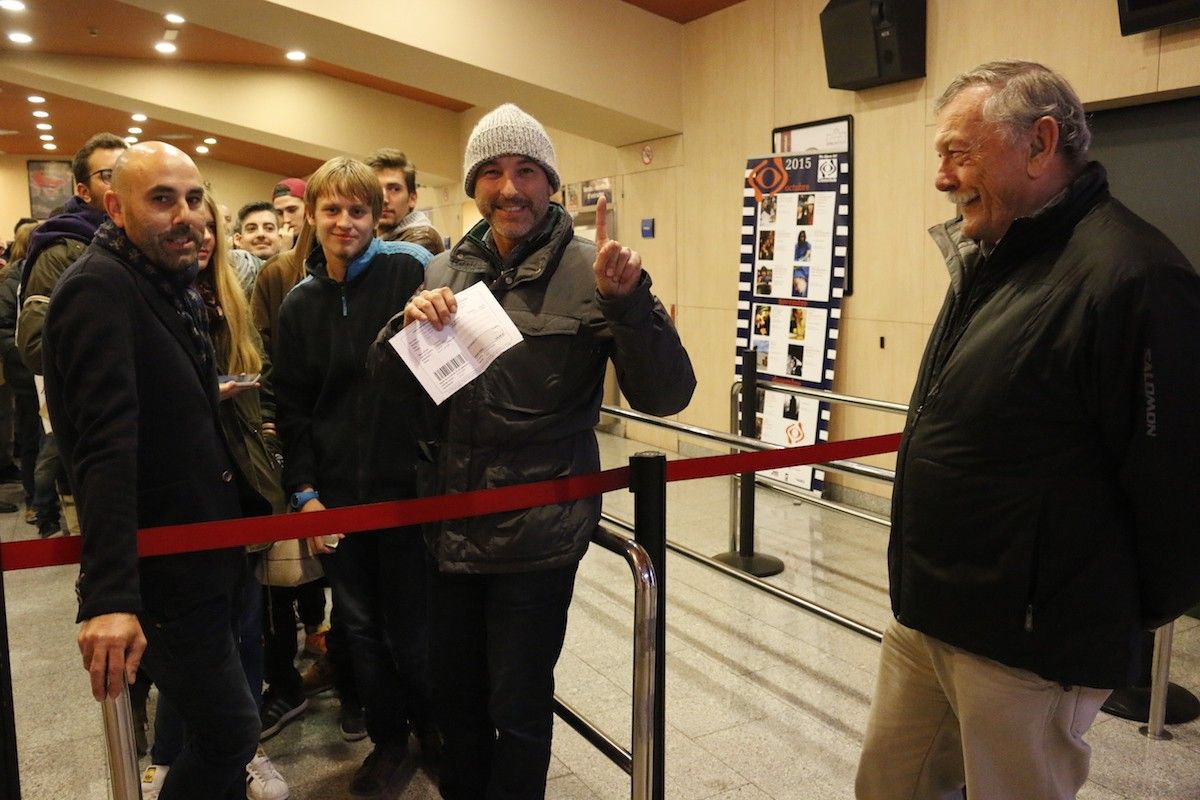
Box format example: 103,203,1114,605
88,168,113,184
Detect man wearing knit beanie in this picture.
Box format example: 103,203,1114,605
371,104,696,799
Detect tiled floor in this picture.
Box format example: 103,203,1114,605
3,430,1199,798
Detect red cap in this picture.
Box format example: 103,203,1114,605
272,178,306,200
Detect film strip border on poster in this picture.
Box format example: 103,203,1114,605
733,151,851,492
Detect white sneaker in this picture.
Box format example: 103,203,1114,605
246,746,289,800
141,764,169,800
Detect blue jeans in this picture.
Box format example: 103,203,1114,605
432,564,578,800
31,431,61,525
151,558,263,765
141,590,260,799
320,527,431,744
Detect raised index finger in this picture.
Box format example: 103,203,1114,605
595,195,609,248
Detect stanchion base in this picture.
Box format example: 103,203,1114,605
1102,683,1200,725
712,551,785,578
1138,724,1174,741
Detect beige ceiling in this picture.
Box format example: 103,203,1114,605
623,0,745,23
0,0,738,181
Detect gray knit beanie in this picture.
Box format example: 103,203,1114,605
462,104,560,198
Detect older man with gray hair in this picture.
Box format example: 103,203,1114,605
856,61,1200,799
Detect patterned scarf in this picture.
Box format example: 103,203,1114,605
93,220,215,372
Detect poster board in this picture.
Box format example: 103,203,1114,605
26,160,73,219
735,145,851,491
773,115,853,295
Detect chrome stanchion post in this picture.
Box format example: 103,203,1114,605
630,452,666,800
1140,622,1175,740
102,677,142,799
0,544,21,800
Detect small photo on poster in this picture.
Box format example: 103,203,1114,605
753,304,772,337
782,393,799,420
761,389,818,454
789,308,806,341
796,194,815,226
786,344,804,378
757,230,776,261
793,230,812,263
759,195,778,226
752,337,769,369
792,265,810,298
755,265,772,295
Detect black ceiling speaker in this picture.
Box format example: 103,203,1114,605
819,0,926,91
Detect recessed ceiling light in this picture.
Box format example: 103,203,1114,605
203,137,217,145
128,127,143,134
131,113,148,122
26,95,44,103
124,136,138,144
42,143,56,150
35,123,51,131
155,41,176,54
285,50,306,62
164,12,185,24
38,134,53,141
31,110,48,118
0,1,27,11
7,31,32,44
195,145,209,154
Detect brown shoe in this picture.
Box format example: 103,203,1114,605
303,625,328,656
301,654,335,696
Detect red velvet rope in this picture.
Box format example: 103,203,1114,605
0,433,901,571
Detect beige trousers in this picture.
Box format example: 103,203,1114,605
856,619,1111,800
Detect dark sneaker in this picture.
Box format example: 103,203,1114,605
339,701,367,742
349,739,407,799
413,723,441,772
260,688,308,741
300,655,335,696
37,518,61,538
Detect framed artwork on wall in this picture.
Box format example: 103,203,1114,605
27,160,74,219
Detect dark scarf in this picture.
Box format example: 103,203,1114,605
93,220,214,371
20,196,107,297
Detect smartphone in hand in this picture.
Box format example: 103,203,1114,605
218,372,261,387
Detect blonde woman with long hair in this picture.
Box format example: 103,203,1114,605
138,192,290,800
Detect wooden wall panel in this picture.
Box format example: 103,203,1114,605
926,0,1160,122
1159,24,1200,92
679,0,775,314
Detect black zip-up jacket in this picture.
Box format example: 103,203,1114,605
273,239,429,508
370,204,695,573
891,162,1200,689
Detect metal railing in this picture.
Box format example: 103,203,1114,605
93,452,670,800
600,511,883,642
602,387,1194,737
103,679,141,800
552,524,659,799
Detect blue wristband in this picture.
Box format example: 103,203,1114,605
290,489,319,510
